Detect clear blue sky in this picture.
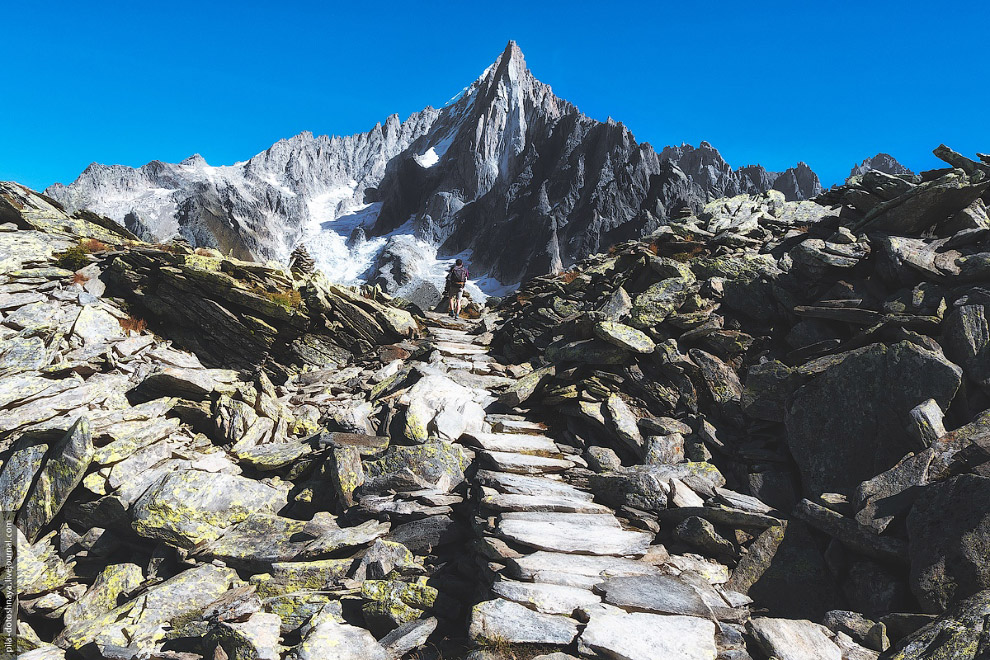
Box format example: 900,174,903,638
2,1,988,192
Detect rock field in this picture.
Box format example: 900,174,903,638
3,144,990,659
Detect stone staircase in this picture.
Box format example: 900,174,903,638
416,311,734,660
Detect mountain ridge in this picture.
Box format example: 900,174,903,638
45,41,823,293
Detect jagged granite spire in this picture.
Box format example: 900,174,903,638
45,41,823,291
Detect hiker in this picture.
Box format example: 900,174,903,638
446,258,469,318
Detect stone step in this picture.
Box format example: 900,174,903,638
490,418,548,434
434,341,489,356
462,432,560,455
469,598,579,647
475,470,594,501
478,450,575,475
481,493,612,514
507,551,663,583
496,514,653,556
491,578,601,615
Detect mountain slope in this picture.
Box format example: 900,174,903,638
46,41,821,293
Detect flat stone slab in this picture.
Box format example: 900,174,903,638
434,341,489,355
463,432,560,454
476,470,594,500
492,579,601,615
598,574,712,617
581,611,718,660
479,450,574,474
482,493,612,514
469,598,578,646
748,617,841,660
509,552,663,583
501,511,622,527
497,516,652,556
491,418,549,434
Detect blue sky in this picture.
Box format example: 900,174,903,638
2,1,987,191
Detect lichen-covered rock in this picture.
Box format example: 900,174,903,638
289,619,389,660
131,469,288,548
629,277,693,328
57,563,238,651
62,562,144,628
18,417,94,542
363,442,469,493
593,321,656,353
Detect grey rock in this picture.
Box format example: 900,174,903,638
748,617,841,660
379,617,437,659
131,469,288,548
906,400,946,449
674,516,736,557
580,610,717,660
469,598,578,646
726,522,845,621
944,304,990,388
585,446,622,472
290,620,388,660
597,574,712,617
496,511,652,556
907,474,990,612
854,450,932,535
492,579,600,615
18,417,94,542
785,342,961,497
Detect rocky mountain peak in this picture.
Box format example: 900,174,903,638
45,42,823,297
180,154,208,167
849,152,914,179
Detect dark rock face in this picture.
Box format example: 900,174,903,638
907,475,990,613
785,342,962,498
727,522,845,621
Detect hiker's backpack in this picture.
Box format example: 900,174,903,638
448,265,468,285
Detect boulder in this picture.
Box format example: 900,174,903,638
593,321,656,353
131,469,288,548
785,342,961,497
17,417,94,542
884,588,990,659
907,474,990,612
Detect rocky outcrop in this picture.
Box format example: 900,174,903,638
4,140,989,660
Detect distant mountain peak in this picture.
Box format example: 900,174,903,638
45,41,824,297
849,153,913,179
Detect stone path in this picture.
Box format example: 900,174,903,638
416,311,731,660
